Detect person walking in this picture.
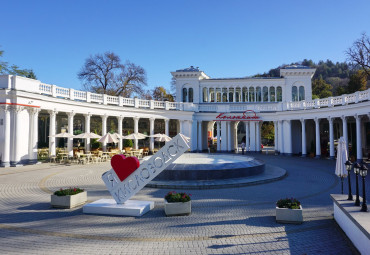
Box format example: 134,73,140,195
241,142,246,155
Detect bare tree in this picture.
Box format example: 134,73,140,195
110,61,147,97
346,33,370,76
78,52,122,94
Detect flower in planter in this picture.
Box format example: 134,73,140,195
165,191,191,203
54,187,84,196
276,197,301,209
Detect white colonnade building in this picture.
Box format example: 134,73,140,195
0,65,369,167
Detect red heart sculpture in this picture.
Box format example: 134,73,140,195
111,154,140,182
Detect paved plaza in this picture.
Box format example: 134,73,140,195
0,153,367,254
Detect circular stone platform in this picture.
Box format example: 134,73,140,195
146,153,286,189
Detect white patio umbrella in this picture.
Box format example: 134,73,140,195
335,137,348,194
49,132,75,138
123,133,147,149
74,132,102,139
98,133,119,144
112,133,123,139
180,133,191,142
155,135,172,142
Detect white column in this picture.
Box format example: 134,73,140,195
198,120,202,152
256,121,261,152
278,120,283,153
274,121,278,153
221,121,228,151
0,105,11,167
245,122,250,152
149,117,155,152
28,108,35,163
165,118,169,137
101,114,108,151
117,115,123,151
283,120,292,155
341,116,348,154
315,118,321,158
133,117,139,150
217,121,221,151
67,111,75,157
249,121,256,151
328,117,335,159
190,120,197,151
48,109,58,157
355,114,362,161
227,121,232,151
84,113,91,152
12,106,24,165
179,120,184,134
32,109,40,163
300,119,306,156
234,122,238,150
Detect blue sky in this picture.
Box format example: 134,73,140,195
1,0,369,92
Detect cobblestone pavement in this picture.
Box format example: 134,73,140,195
0,153,364,255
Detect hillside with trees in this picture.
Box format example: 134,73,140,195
253,33,370,99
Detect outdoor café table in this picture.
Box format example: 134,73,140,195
58,152,69,163
80,153,92,163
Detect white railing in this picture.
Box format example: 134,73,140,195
34,82,370,112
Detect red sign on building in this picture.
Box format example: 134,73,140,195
214,110,260,121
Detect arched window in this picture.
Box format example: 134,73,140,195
188,88,193,102
270,87,275,102
203,87,208,102
222,88,228,102
277,86,282,101
182,88,187,102
256,87,261,102
249,87,255,102
209,88,214,102
229,88,234,102
299,86,305,101
263,86,268,102
216,88,221,102
292,86,298,101
242,87,247,102
235,87,241,102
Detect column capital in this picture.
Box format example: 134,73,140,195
0,104,10,112
83,112,92,118
101,114,108,121
48,109,58,116
341,115,347,121
327,117,333,123
117,115,124,121
354,114,362,120
149,117,155,122
67,111,76,118
27,107,40,115
10,105,24,113
300,118,305,123
133,116,140,121
198,120,202,124
314,117,320,123
163,118,169,123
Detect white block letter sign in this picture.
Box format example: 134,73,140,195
102,133,190,204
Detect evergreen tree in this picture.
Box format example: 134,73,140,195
312,76,333,99
347,70,367,93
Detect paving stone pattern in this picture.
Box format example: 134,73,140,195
0,153,366,254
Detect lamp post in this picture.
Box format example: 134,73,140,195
345,160,353,200
354,162,361,206
359,163,368,212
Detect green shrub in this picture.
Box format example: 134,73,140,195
276,197,301,209
165,191,191,203
54,187,84,196
123,139,133,148
91,138,101,149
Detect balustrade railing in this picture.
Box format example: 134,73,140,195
33,82,370,112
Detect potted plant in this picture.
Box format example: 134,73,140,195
276,197,303,224
51,187,87,209
164,191,191,216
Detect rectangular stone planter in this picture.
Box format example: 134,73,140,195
51,191,87,209
276,205,303,224
164,200,191,216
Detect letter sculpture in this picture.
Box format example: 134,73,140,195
102,133,190,204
